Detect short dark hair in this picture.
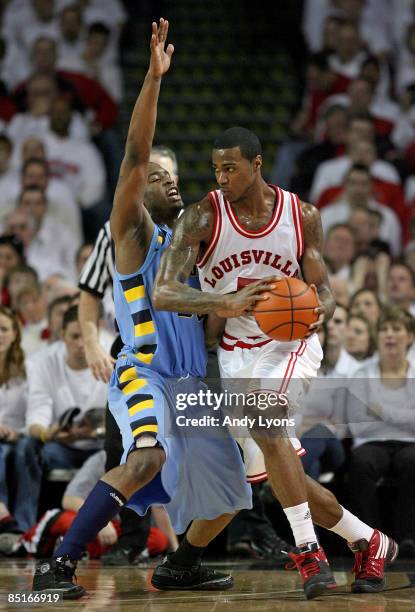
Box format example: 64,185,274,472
323,104,348,120
88,21,111,37
389,260,415,286
7,263,38,281
48,295,72,319
348,111,374,126
62,304,79,330
213,127,262,161
151,146,178,175
326,222,355,239
345,163,371,180
377,304,415,334
350,287,382,312
0,235,25,259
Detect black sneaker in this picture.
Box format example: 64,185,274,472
101,545,150,566
32,555,85,600
151,555,233,590
251,525,294,565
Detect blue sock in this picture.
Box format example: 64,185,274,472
54,480,127,560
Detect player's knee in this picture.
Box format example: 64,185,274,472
124,447,165,486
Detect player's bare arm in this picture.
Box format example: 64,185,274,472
300,201,335,336
110,18,174,273
205,313,226,347
153,200,276,315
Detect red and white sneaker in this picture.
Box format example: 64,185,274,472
286,542,337,599
349,529,399,593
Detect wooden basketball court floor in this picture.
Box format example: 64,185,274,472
1,558,415,611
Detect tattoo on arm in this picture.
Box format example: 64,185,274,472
153,199,226,314
300,201,335,320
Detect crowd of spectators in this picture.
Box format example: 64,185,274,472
0,0,128,557
1,0,415,562
272,0,415,557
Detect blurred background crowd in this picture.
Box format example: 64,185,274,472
0,0,415,564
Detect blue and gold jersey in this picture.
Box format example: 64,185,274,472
113,224,207,378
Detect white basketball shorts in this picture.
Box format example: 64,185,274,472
218,334,323,482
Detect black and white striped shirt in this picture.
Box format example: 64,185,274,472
78,221,114,297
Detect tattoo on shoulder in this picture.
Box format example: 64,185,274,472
300,200,323,249
178,197,214,244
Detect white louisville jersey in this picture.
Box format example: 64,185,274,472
197,185,305,347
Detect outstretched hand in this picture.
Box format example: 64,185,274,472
149,18,174,78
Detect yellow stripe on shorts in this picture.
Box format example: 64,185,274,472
134,321,155,337
135,351,154,364
119,367,137,383
128,398,154,417
122,378,146,395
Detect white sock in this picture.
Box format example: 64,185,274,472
283,502,317,547
329,507,374,543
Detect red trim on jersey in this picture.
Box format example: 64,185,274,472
223,332,263,341
278,340,306,394
224,185,283,238
196,191,222,268
290,193,301,261
223,331,238,340
219,338,272,351
297,447,306,457
294,193,304,259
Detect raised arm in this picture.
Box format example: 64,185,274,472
110,19,174,274
153,199,276,315
300,201,335,336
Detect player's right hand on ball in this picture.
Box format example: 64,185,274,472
216,277,277,318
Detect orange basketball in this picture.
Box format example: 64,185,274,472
253,277,319,342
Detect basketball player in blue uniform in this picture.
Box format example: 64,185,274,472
31,20,273,598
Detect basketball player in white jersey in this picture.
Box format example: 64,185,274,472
153,127,398,599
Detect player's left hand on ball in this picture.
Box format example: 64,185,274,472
305,284,325,337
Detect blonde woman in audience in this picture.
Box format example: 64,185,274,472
0,306,26,534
